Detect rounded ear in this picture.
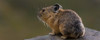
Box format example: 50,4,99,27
53,3,62,13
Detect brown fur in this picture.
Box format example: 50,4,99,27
38,4,85,39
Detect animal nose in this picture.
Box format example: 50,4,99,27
38,14,42,17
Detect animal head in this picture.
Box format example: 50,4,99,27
38,4,62,21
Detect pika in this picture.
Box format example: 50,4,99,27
37,4,85,39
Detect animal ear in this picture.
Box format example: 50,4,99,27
53,3,62,13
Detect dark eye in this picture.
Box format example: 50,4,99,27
42,9,45,12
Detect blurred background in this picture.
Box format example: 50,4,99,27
0,0,100,40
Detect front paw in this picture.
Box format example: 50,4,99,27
61,36,67,39
49,33,55,36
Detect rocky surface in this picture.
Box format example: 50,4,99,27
25,28,100,40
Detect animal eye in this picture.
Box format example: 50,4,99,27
42,9,45,12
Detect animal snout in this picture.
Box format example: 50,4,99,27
38,13,42,17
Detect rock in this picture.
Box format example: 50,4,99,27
25,28,100,40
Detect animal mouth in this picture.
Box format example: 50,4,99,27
38,13,42,17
